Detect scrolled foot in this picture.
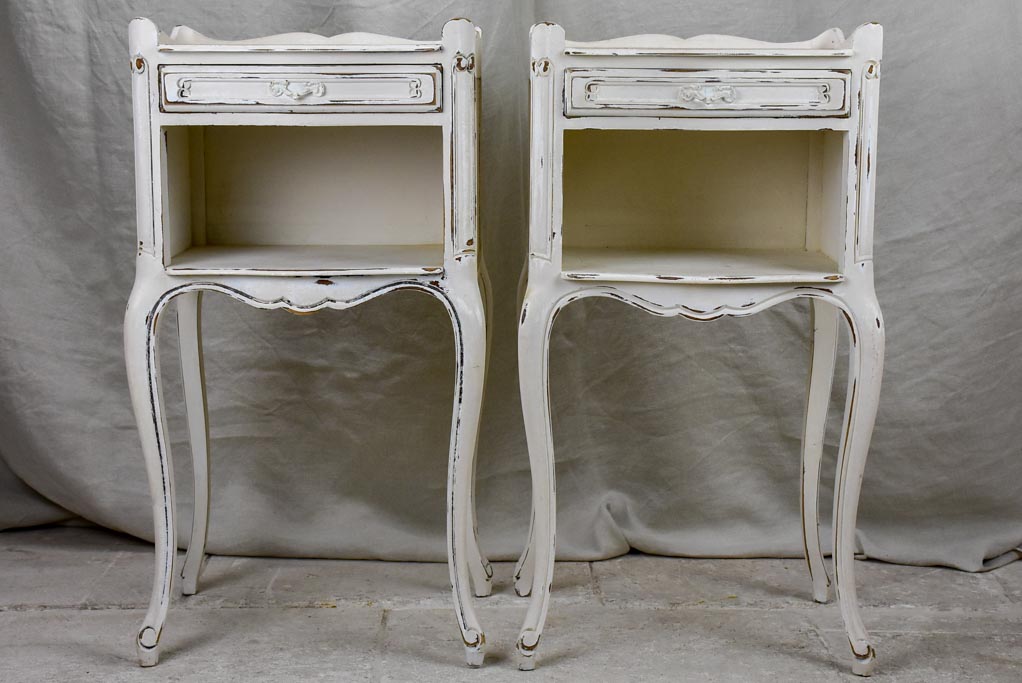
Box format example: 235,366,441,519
463,631,486,668
516,630,540,671
136,627,160,667
851,646,877,677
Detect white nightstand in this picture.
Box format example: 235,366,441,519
514,23,884,675
125,18,490,667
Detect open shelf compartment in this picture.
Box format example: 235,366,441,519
160,125,446,275
561,129,847,284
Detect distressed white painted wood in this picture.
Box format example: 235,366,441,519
176,291,209,598
516,23,884,676
801,299,839,604
126,17,490,667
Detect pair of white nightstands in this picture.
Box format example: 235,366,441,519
126,18,883,676
512,23,884,676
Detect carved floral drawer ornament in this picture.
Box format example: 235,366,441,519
126,18,489,668
514,23,884,676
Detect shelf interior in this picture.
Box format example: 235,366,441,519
561,129,847,282
161,125,445,273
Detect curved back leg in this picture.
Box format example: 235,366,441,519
177,291,210,597
465,270,493,599
513,510,536,597
465,449,493,598
513,258,536,594
801,298,839,603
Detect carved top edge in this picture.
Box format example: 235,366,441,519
157,24,442,52
567,28,844,50
562,25,880,56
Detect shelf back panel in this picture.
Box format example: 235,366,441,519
162,125,445,258
562,129,845,256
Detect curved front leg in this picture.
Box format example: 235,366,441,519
801,299,839,603
443,285,488,667
515,288,558,671
124,278,178,667
833,293,885,676
177,291,210,597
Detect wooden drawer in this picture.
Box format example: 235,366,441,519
160,65,440,113
566,69,848,117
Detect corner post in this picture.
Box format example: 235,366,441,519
527,23,565,265
129,18,159,260
442,19,480,264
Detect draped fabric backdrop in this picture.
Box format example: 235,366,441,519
1,0,1020,571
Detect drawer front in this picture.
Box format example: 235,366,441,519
161,66,440,113
566,69,848,117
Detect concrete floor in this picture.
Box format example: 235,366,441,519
0,526,1019,682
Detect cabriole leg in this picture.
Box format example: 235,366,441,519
124,280,177,667
801,298,839,603
833,294,885,676
444,287,488,667
515,289,558,671
177,291,210,597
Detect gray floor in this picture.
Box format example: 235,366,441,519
0,526,1019,682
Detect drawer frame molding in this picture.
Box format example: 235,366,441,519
567,68,850,117
160,65,441,113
